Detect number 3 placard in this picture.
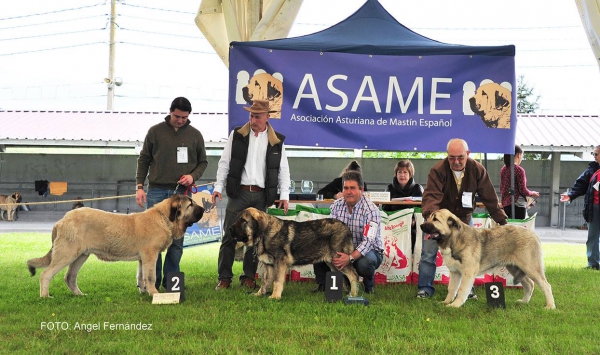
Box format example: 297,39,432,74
484,282,505,308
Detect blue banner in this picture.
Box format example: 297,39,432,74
229,46,516,154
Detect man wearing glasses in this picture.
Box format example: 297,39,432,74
560,145,600,270
415,138,508,299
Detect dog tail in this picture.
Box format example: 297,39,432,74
27,224,57,276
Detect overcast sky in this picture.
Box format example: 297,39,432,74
1,0,598,114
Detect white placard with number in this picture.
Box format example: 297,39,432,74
152,292,181,305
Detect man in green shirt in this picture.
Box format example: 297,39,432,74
136,97,208,290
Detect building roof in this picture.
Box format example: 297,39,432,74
516,114,600,153
0,110,229,149
1,110,599,154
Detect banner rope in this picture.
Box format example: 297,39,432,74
0,181,216,207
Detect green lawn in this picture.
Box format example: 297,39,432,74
2,232,599,355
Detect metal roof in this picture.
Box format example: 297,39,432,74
1,111,599,153
516,114,600,153
0,110,230,148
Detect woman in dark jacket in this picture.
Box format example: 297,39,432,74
383,159,423,251
382,159,423,212
317,160,368,199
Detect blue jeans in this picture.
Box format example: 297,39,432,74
147,187,186,289
417,217,473,296
314,250,383,291
587,204,600,267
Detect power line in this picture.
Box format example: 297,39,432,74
0,14,106,30
0,2,104,21
120,2,195,15
0,28,103,42
120,14,196,26
0,42,105,56
118,41,215,54
120,27,201,39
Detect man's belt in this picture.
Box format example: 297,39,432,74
240,185,264,192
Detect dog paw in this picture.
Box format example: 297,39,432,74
268,294,282,300
446,302,463,308
545,304,556,310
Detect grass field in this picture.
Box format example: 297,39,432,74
2,232,599,355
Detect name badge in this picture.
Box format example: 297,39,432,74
177,147,188,163
363,221,378,240
462,192,473,208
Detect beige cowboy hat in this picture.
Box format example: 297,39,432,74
243,99,276,113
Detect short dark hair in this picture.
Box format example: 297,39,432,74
503,144,523,166
341,171,364,189
170,97,192,113
340,160,361,176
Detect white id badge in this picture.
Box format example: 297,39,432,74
462,192,473,208
177,147,188,163
363,221,378,241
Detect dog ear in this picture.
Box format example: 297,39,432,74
448,216,461,230
494,90,510,110
168,195,184,222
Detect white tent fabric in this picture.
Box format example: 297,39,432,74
195,0,303,67
575,0,600,69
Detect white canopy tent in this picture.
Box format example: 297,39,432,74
576,0,600,70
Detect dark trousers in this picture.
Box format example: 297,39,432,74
503,205,527,219
147,187,188,289
217,189,267,282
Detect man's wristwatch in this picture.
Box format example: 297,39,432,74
137,185,144,190
349,254,355,264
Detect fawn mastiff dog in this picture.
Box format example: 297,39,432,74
0,192,22,221
230,207,359,299
27,194,204,298
420,209,555,309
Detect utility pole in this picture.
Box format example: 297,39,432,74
106,0,117,110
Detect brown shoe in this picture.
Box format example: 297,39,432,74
215,280,231,291
241,278,256,289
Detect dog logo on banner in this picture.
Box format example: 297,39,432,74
465,80,512,129
235,70,283,118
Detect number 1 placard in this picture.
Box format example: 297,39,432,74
325,271,344,302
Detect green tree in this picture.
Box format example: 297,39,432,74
517,75,540,113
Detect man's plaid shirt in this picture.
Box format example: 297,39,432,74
330,194,383,256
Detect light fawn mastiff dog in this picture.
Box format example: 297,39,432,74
0,192,22,221
27,194,204,298
229,207,359,299
420,209,555,309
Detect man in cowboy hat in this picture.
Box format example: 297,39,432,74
212,99,291,290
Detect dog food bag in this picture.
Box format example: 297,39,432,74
376,208,413,284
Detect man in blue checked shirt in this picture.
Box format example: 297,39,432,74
312,171,384,294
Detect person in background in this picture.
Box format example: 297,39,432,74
500,144,539,219
382,159,423,251
212,99,291,290
311,171,383,294
318,160,368,199
136,96,208,290
560,145,600,270
416,138,507,299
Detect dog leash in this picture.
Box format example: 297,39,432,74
173,176,201,196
